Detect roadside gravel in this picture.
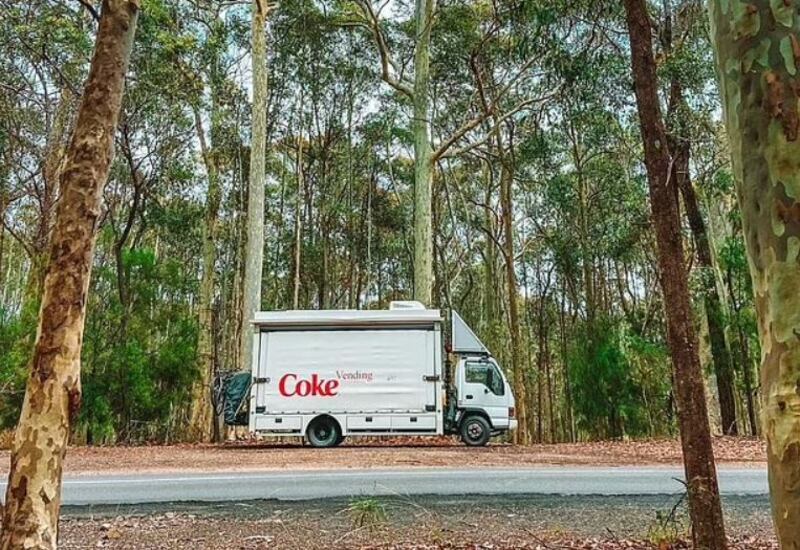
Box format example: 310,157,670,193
59,494,775,549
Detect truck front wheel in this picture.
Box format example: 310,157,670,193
306,416,341,448
460,415,491,447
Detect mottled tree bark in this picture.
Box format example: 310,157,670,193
0,1,139,547
708,1,800,545
412,0,434,305
239,0,268,374
624,0,727,548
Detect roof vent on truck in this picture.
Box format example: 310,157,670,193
389,300,427,310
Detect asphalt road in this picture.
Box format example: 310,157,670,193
0,467,768,506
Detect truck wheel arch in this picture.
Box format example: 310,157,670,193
306,415,343,448
458,409,493,429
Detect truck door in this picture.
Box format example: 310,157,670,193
425,329,439,410
255,331,270,411
457,358,509,427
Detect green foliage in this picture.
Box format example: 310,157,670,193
0,310,33,429
79,247,198,444
570,319,671,439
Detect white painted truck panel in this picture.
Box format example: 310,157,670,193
255,329,439,416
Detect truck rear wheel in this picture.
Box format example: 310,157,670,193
460,415,491,447
306,416,341,448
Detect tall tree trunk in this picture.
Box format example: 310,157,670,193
0,192,5,295
560,284,576,442
0,2,138,546
676,148,738,436
412,0,434,305
727,261,760,437
536,297,547,443
623,0,727,548
189,106,221,443
240,0,268,373
481,162,499,329
736,316,759,436
708,1,800,544
292,130,303,309
668,83,738,435
499,161,528,445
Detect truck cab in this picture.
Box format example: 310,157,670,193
445,311,518,445
455,356,516,430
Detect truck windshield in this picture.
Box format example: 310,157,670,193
465,361,504,395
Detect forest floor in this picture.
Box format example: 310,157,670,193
0,436,766,476
59,494,776,549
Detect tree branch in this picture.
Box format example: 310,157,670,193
76,0,100,22
435,95,549,160
347,0,414,99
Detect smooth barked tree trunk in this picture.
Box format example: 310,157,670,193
499,154,528,446
240,0,268,374
0,1,139,547
623,0,728,548
708,1,800,545
412,0,434,305
188,107,220,443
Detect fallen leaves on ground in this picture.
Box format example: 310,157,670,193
59,512,777,549
1,436,765,476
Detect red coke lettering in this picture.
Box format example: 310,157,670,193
278,374,340,397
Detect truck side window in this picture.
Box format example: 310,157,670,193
465,361,504,395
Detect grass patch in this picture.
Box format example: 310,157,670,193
347,497,387,531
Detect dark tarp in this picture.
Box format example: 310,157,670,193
223,371,252,426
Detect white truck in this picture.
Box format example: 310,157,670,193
234,301,517,447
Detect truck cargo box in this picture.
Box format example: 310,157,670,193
254,329,439,414
248,307,444,437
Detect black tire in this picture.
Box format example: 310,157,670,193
335,434,346,446
306,416,341,448
460,415,491,447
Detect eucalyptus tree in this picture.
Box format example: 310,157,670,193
181,3,251,441
709,0,800,544
658,0,738,435
624,0,726,546
239,0,272,382
1,0,140,546
340,0,542,306
264,0,390,310
0,0,92,420
78,0,202,444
